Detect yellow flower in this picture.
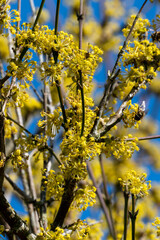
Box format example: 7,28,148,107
118,170,151,197
0,35,9,60
153,217,160,236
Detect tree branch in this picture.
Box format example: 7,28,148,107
87,162,116,240
0,192,36,240
90,0,148,137
51,178,77,231
99,80,146,138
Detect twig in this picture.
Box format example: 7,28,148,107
123,192,129,240
87,162,116,240
6,115,34,136
5,115,62,165
79,70,85,137
90,0,148,137
0,113,5,191
26,150,40,230
99,155,115,237
5,174,33,202
77,0,85,137
129,195,138,240
55,79,67,131
55,0,61,36
125,134,160,142
15,106,39,234
97,133,160,143
78,0,83,50
19,0,45,61
31,84,43,103
111,0,148,77
40,78,48,229
29,0,36,15
99,155,110,202
99,80,146,137
52,0,68,131
17,0,21,29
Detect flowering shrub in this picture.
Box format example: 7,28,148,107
0,0,160,240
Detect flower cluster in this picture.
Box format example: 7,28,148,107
36,227,70,240
122,15,150,39
4,118,17,139
0,1,20,30
10,148,27,171
152,217,160,236
7,52,36,86
118,170,151,197
72,185,96,211
46,170,65,200
38,108,63,138
36,220,91,240
15,133,47,154
122,101,140,128
15,26,103,84
103,134,139,161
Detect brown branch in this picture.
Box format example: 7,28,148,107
15,106,39,234
99,80,146,138
90,0,148,137
0,192,36,240
111,0,148,77
5,174,34,202
51,178,77,231
0,112,5,191
40,80,48,229
97,134,160,144
87,162,116,240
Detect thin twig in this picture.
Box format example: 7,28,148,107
5,174,33,202
55,0,61,36
99,155,116,238
40,78,48,229
15,106,39,234
78,0,85,137
31,84,43,103
19,0,45,61
123,192,129,240
29,0,36,15
111,0,148,77
6,115,33,135
99,80,146,137
17,0,21,29
53,0,68,131
90,0,148,137
99,155,110,202
97,134,160,143
126,134,160,142
87,162,116,240
78,0,83,50
5,115,62,165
